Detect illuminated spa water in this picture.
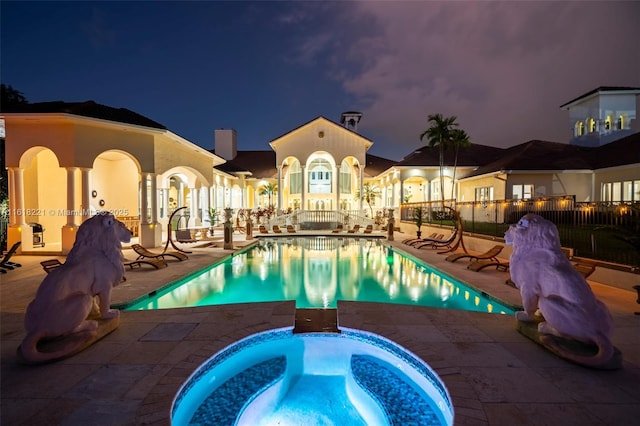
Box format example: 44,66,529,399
125,237,514,314
171,327,454,425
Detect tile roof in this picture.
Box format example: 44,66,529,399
1,100,167,129
214,150,278,178
364,154,397,176
395,143,504,167
465,133,640,178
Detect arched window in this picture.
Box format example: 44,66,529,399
575,121,584,137
618,115,625,130
308,159,332,194
288,160,301,194
604,115,612,131
340,160,352,193
588,117,596,133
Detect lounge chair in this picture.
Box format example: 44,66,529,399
402,232,437,245
445,245,504,263
416,229,459,250
408,234,444,247
467,259,509,272
259,225,269,234
363,225,374,234
132,243,188,262
0,241,22,273
332,224,344,233
347,224,361,233
124,258,168,269
505,261,595,287
175,229,197,243
40,259,63,273
286,225,297,233
272,225,283,233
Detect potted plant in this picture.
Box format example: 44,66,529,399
207,208,219,236
413,206,426,238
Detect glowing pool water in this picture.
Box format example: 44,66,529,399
172,327,454,425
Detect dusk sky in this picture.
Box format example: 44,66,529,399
2,1,639,160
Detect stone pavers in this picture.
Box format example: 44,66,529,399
1,232,639,425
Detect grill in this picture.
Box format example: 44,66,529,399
28,222,45,247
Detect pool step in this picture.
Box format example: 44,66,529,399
189,356,286,425
351,354,444,425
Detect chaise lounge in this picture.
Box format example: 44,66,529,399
445,245,504,263
132,243,188,262
0,241,22,273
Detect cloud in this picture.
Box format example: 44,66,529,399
288,1,640,156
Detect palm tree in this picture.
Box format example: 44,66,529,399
419,114,464,207
355,183,381,218
258,183,277,207
449,128,471,201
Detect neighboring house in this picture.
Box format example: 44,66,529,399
561,86,639,147
1,87,638,253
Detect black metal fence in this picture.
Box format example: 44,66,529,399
400,196,640,267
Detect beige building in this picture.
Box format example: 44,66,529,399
2,87,639,254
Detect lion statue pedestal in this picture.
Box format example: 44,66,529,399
505,214,622,370
17,213,132,365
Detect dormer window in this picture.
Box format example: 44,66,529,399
618,115,624,130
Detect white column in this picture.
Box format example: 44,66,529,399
277,166,283,211
150,174,158,223
66,167,78,226
301,165,307,210
140,174,149,225
162,188,169,219
9,168,26,226
335,165,340,209
359,166,364,212
80,168,91,222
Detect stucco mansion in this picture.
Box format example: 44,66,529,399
2,86,639,253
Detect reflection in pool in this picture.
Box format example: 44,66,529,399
125,237,514,314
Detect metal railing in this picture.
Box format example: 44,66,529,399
400,197,640,267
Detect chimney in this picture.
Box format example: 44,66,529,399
340,111,363,132
214,129,237,160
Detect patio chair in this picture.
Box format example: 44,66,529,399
0,241,22,273
40,258,63,273
445,245,504,263
467,259,509,272
124,258,168,270
286,225,297,233
402,232,437,245
363,224,374,234
272,225,283,233
332,224,344,233
408,234,444,247
505,260,596,287
132,243,188,262
259,225,269,234
175,229,197,243
347,224,361,233
415,229,459,250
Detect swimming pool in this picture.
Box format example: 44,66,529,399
172,327,454,425
125,237,514,314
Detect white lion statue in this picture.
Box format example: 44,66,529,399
19,212,132,363
505,213,614,366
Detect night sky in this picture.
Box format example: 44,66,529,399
2,1,639,160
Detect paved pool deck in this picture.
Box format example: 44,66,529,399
1,231,639,425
